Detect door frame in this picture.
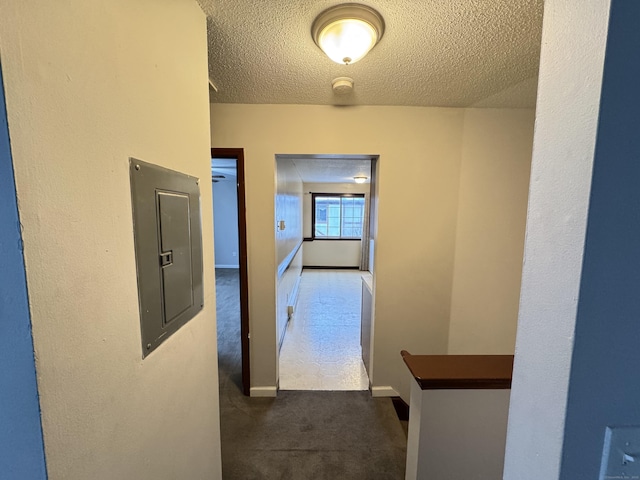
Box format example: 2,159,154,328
212,148,250,396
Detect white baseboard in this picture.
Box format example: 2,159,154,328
371,386,400,397
250,386,277,397
215,264,239,269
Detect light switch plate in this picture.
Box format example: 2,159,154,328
600,426,640,480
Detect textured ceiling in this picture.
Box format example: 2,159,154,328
210,156,372,183
199,0,544,108
292,158,372,184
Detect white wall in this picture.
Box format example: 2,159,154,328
303,241,361,267
276,247,303,354
211,104,465,399
276,158,303,270
507,1,640,478
503,1,611,478
447,109,534,354
274,157,303,389
407,388,511,479
212,177,240,268
303,182,370,267
0,1,222,478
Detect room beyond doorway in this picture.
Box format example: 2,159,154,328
275,154,378,391
211,148,250,396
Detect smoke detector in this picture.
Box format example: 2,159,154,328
332,77,354,95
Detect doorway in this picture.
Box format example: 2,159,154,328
211,148,250,396
275,155,378,391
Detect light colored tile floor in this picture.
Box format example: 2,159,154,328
279,270,369,391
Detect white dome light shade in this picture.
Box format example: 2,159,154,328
312,4,385,65
318,19,377,65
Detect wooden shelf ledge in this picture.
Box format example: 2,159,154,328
401,351,514,390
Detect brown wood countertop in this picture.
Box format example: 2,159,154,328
401,351,514,390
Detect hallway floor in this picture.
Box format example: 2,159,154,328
215,268,406,479
279,269,369,391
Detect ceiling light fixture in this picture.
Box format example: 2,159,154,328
312,3,385,65
354,176,368,184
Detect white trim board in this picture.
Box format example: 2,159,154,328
215,264,239,269
371,386,400,397
250,386,277,397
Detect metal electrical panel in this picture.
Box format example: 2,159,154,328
129,158,203,357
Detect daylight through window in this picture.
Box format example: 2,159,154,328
313,194,365,239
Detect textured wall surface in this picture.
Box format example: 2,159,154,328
0,63,47,480
448,109,534,354
560,1,640,477
503,1,611,478
0,1,222,478
201,0,543,107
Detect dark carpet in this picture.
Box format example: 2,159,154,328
215,269,407,480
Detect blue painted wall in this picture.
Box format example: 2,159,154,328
561,1,640,477
0,65,48,478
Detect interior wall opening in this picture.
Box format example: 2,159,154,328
275,154,378,391
212,149,250,397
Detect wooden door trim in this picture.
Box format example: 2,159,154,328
212,148,250,396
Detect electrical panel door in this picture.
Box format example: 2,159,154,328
130,159,203,357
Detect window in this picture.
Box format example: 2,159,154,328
312,193,365,239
